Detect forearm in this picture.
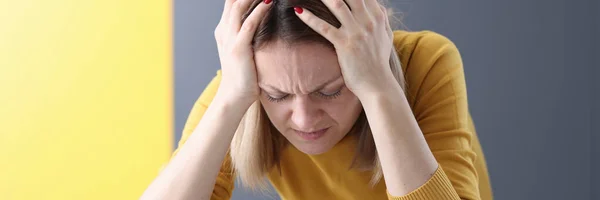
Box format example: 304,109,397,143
141,94,252,200
360,86,438,197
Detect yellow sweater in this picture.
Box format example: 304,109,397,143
172,30,492,200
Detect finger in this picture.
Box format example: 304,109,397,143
237,0,273,44
379,4,393,40
320,0,357,28
364,0,383,21
294,7,343,44
220,0,236,23
229,0,255,32
345,0,369,21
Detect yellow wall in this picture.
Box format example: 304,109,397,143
0,1,172,199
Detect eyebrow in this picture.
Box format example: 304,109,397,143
259,75,343,94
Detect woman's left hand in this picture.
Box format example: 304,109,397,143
295,0,398,99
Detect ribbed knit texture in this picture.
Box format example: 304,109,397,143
387,166,461,200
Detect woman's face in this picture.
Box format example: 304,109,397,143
255,41,363,155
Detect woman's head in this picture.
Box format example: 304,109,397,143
230,0,405,190
255,41,363,155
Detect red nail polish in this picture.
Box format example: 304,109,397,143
263,0,272,4
294,7,303,14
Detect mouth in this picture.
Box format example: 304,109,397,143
294,127,329,141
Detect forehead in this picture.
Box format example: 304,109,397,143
254,41,341,85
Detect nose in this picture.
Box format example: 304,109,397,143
290,96,322,131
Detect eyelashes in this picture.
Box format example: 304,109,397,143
265,88,343,103
265,95,287,103
315,90,342,100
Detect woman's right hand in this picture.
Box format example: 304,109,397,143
214,0,272,106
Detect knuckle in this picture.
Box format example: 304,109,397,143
374,12,385,22
349,33,367,42
332,0,346,9
319,23,332,35
365,21,376,33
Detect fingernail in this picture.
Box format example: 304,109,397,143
264,0,272,4
294,7,303,14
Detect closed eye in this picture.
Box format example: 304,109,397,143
265,94,289,103
314,87,342,99
263,86,343,103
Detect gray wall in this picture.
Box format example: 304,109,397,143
592,1,599,200
174,0,599,199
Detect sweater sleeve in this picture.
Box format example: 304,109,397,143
387,31,481,200
387,165,460,200
169,70,235,200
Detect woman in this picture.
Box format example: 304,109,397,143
142,0,492,199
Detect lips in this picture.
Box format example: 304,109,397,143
294,127,329,141
295,128,328,134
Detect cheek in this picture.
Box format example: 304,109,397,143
260,100,290,128
323,93,362,125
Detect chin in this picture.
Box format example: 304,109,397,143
286,132,341,155
280,127,348,155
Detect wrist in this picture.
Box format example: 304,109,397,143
351,67,402,100
213,92,256,112
355,81,405,104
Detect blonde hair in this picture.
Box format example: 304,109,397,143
230,0,406,192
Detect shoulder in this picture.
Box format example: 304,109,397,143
392,30,461,70
392,30,456,48
391,30,465,105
